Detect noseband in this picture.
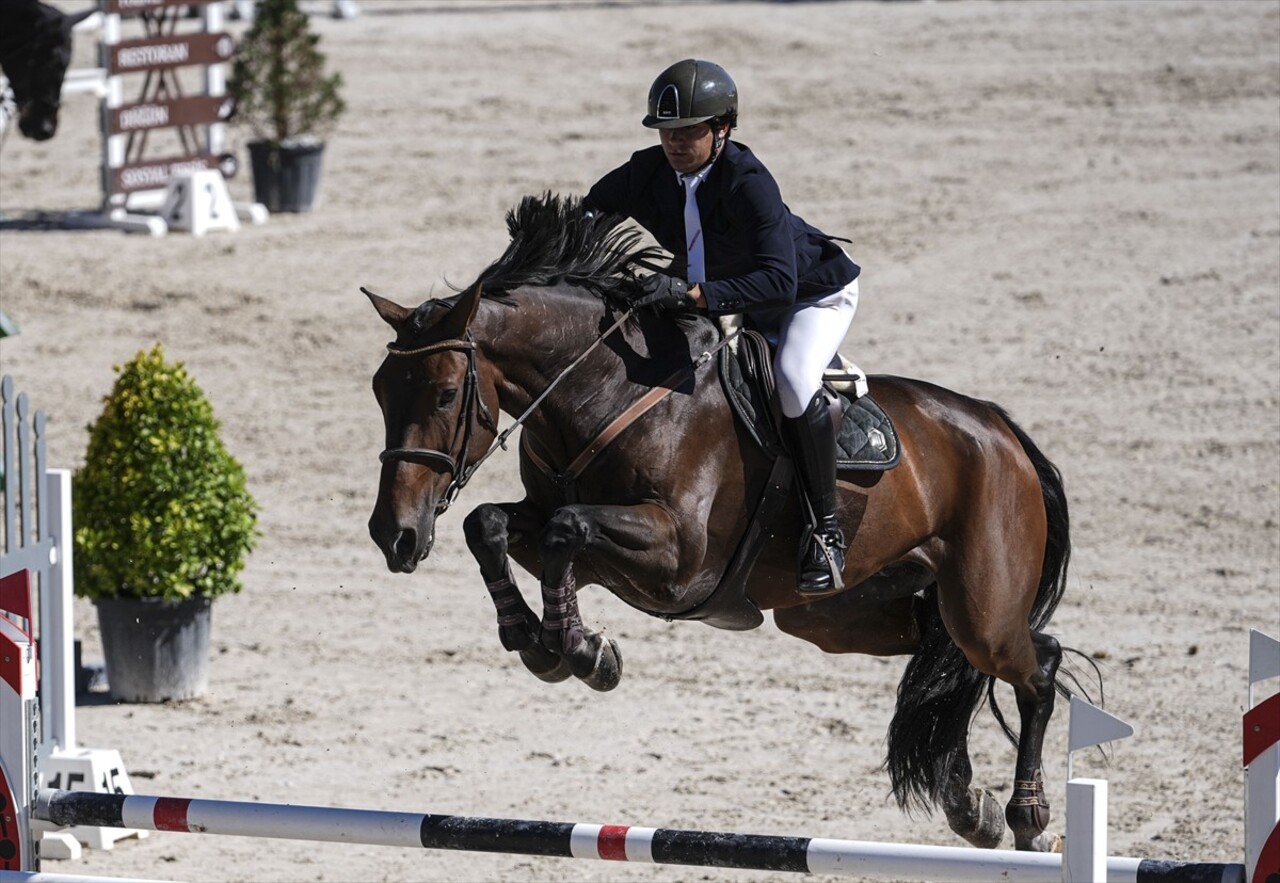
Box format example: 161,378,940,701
379,333,491,515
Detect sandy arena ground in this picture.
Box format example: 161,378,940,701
1,1,1278,880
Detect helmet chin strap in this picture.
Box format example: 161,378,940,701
697,125,728,173
674,123,730,177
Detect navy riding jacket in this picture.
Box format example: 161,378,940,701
583,141,859,332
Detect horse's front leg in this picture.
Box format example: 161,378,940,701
537,502,682,693
463,501,571,684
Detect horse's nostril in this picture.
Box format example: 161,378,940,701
393,529,417,563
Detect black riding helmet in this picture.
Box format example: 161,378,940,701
643,59,738,130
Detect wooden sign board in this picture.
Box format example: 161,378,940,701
111,153,230,195
109,95,234,134
105,0,218,13
108,32,235,75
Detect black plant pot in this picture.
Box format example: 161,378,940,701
247,139,326,213
95,595,212,703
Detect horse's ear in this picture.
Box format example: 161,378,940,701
436,284,482,339
67,7,96,27
362,286,413,329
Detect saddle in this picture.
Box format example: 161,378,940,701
669,328,900,631
719,330,901,470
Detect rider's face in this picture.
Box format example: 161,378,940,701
659,123,720,174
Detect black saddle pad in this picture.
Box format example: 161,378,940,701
719,330,901,471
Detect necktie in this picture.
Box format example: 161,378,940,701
682,176,705,284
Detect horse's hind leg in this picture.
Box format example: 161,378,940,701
941,734,1007,849
941,605,1063,851
463,501,570,683
775,591,1004,850
1005,630,1062,852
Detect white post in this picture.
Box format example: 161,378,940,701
1245,629,1280,881
203,0,226,157
41,470,76,755
100,5,124,209
1063,779,1107,883
1063,697,1133,883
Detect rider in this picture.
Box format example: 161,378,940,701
583,59,861,594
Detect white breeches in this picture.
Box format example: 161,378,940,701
772,278,860,418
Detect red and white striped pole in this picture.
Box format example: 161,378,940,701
29,788,1242,883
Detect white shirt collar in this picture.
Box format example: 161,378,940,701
676,162,714,191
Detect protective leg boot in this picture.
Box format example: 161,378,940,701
784,390,846,593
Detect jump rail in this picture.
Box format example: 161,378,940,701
2,552,1276,881
30,789,1243,883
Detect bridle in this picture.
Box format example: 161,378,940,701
378,308,639,515
378,333,491,516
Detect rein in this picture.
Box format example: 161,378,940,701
380,307,740,514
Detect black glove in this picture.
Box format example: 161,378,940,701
636,274,693,312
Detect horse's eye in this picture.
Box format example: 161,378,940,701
438,388,459,407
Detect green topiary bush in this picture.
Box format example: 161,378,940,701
73,345,258,603
228,0,346,146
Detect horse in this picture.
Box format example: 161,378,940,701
366,193,1088,853
0,0,94,142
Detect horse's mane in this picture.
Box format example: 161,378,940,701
465,193,664,308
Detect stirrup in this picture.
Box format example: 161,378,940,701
798,528,845,594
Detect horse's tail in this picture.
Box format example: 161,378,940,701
885,403,1072,814
886,583,990,813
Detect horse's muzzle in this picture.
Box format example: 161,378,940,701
20,116,56,141
19,106,57,141
368,517,434,573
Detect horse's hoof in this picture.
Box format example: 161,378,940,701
519,645,572,683
579,637,623,692
947,787,1005,849
1020,831,1061,853
498,621,536,653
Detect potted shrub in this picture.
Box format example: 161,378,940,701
227,0,346,213
73,345,258,702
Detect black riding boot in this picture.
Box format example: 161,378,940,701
785,390,846,594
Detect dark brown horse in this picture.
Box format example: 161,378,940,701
367,194,1083,852
0,0,93,141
